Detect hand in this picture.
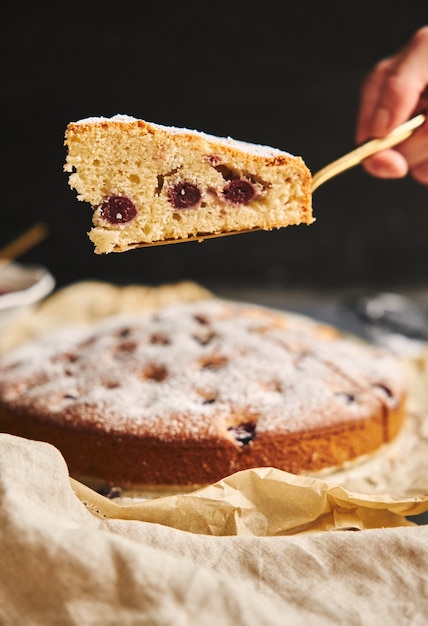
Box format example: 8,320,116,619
356,26,428,185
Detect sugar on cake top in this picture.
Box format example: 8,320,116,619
0,299,407,486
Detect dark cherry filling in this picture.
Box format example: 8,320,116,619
373,383,393,398
0,289,10,296
228,422,257,446
116,328,132,339
168,182,201,209
223,179,255,205
204,154,221,165
202,397,217,405
335,391,356,404
100,195,137,224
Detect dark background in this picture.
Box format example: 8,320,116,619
2,2,428,294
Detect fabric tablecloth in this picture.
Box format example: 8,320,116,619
1,433,428,626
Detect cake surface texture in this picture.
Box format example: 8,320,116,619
64,115,313,253
0,299,407,488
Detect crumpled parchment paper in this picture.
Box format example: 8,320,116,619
71,462,428,535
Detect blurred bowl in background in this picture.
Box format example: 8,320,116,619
0,263,55,332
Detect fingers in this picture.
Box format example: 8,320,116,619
356,26,428,184
398,116,428,184
363,116,428,181
361,149,408,179
411,160,428,185
356,60,388,144
356,26,428,143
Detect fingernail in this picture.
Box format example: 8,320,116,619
372,107,390,136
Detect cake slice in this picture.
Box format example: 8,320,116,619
64,115,313,253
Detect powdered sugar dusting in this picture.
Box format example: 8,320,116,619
0,299,406,442
72,114,293,159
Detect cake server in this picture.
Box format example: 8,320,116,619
138,113,425,247
310,113,425,191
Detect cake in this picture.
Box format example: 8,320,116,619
63,115,313,253
0,299,407,489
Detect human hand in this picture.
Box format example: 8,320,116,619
356,26,428,185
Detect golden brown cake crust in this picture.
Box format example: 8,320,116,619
0,299,407,487
64,115,313,252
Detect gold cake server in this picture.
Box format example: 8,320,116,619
135,113,426,247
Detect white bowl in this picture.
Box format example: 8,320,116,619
0,263,56,331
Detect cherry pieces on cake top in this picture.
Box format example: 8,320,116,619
0,299,407,489
64,115,313,253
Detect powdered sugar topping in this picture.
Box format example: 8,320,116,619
72,114,294,159
0,300,406,442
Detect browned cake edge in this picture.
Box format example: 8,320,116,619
0,392,407,488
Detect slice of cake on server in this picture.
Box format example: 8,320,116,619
64,115,313,253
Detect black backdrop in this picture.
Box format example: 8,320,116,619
2,2,427,292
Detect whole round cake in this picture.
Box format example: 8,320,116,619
0,298,407,488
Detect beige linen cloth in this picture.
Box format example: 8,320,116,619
1,433,428,626
2,281,428,625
